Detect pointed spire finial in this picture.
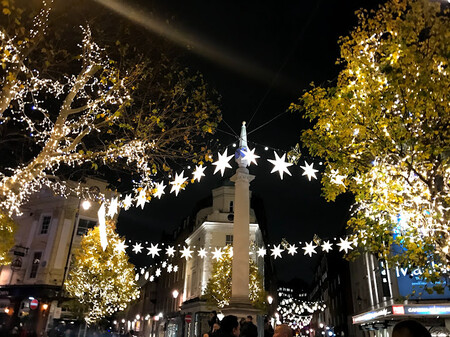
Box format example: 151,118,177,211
236,121,248,168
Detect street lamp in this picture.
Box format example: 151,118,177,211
172,290,179,298
267,295,273,304
81,200,92,210
42,304,48,310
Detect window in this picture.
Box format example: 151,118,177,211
29,252,42,278
40,216,52,234
77,218,97,236
229,201,234,213
226,234,233,245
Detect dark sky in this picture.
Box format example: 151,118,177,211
115,0,383,282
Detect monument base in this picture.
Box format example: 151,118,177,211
221,296,262,318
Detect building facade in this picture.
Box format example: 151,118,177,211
0,178,108,336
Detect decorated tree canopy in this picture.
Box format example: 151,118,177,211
291,0,449,289
202,245,266,310
65,220,139,325
0,0,221,216
0,210,16,266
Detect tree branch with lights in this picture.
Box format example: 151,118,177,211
0,1,221,215
291,0,449,290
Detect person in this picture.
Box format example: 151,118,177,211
392,320,431,337
273,324,293,337
204,323,221,337
263,318,274,337
209,311,220,332
240,316,258,337
216,315,240,337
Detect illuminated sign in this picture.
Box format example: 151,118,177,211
352,308,391,324
404,305,450,316
392,305,405,315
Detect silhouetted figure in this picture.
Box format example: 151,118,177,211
217,315,240,337
273,324,293,337
393,320,431,337
240,316,258,337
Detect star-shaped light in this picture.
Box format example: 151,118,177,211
162,261,167,268
108,197,119,217
167,264,173,273
212,149,234,176
155,268,161,277
122,194,133,210
198,248,208,258
242,148,260,166
300,161,319,181
149,275,155,282
97,203,108,251
166,245,175,257
336,237,353,253
173,265,179,272
180,246,193,259
170,171,188,196
302,241,318,257
287,244,298,256
147,243,161,258
132,243,144,254
212,248,224,261
114,239,128,253
136,189,148,209
271,244,284,259
192,165,206,182
154,182,166,199
321,240,333,253
257,247,267,257
268,152,293,180
330,169,346,186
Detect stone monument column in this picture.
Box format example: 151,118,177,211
223,122,260,317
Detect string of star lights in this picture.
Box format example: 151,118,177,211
123,234,357,266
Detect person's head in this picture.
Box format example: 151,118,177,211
211,310,217,317
246,315,253,322
274,324,293,337
221,315,240,337
213,323,220,332
393,320,431,337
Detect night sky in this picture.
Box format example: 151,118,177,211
113,0,384,282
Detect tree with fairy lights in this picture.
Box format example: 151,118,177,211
65,220,139,325
290,0,449,290
202,246,267,310
0,0,221,216
0,210,16,265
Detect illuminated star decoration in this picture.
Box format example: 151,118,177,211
271,244,284,259
166,245,176,257
173,265,179,272
122,194,133,210
300,161,319,181
147,243,161,258
180,246,193,259
192,165,206,182
155,268,161,277
149,276,154,282
212,149,234,176
170,171,188,196
268,152,293,180
287,244,298,256
330,169,346,186
167,264,173,273
336,237,353,253
212,248,223,261
198,248,208,258
107,197,119,217
162,261,167,268
303,241,318,257
132,243,143,254
136,188,147,209
154,182,166,199
257,247,267,257
114,239,128,253
97,203,108,251
321,240,333,253
242,147,260,166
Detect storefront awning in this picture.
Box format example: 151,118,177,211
352,304,450,325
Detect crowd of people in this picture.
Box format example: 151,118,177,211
203,312,432,337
